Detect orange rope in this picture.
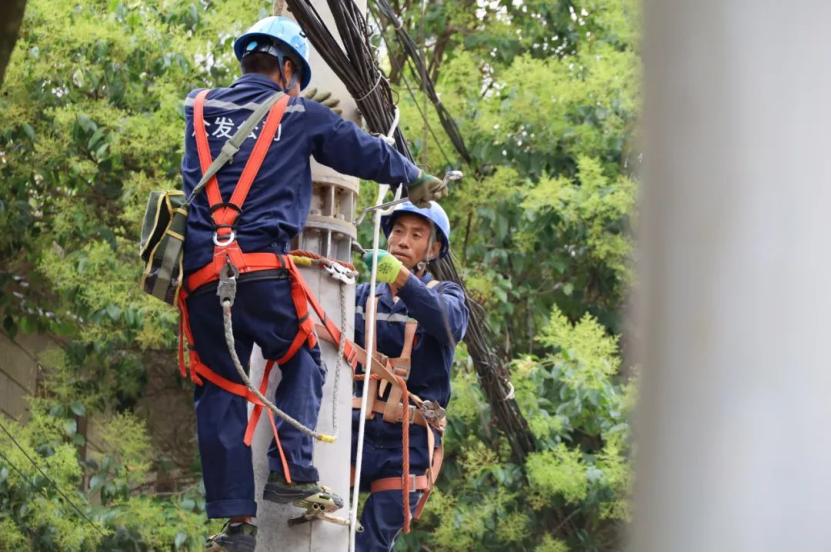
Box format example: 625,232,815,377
397,375,411,534
289,249,357,271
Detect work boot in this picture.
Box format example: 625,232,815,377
263,472,344,512
205,520,257,552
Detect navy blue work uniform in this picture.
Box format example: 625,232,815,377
351,272,469,551
181,73,420,520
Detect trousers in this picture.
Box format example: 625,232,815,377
187,277,325,518
351,411,430,552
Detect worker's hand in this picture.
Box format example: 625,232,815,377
362,249,403,284
407,171,447,207
303,87,342,115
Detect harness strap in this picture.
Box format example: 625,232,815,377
352,397,430,427
192,90,223,214
178,292,293,481
193,90,290,230
367,440,444,521
355,277,446,528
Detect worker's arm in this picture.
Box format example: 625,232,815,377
360,250,468,344
304,98,420,186
397,274,469,346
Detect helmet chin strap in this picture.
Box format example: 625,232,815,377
275,55,298,92
414,231,437,275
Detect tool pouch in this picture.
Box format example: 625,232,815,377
140,190,188,305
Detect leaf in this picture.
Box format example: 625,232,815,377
70,401,86,417
174,532,188,549
22,124,36,142
106,304,121,321
3,315,17,339
63,419,77,436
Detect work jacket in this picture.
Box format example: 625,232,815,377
180,73,420,274
354,272,469,409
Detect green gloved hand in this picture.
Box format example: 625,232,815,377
407,171,447,207
363,249,403,284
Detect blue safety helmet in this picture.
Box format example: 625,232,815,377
381,201,451,259
233,16,312,90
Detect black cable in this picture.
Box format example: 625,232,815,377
371,0,473,168
400,72,454,167
0,418,107,537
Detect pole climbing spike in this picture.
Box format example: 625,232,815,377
287,507,363,532
287,485,359,530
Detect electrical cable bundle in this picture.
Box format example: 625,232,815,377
283,0,412,160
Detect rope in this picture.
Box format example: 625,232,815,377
349,184,389,550
221,300,335,443
0,418,107,538
289,249,357,272
397,375,411,533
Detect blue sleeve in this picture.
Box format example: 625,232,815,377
304,98,420,186
398,276,469,346
354,283,369,349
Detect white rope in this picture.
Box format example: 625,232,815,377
221,300,335,443
349,183,390,551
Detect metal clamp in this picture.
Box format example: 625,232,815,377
354,169,464,226
324,262,356,285
217,261,240,306
213,230,236,247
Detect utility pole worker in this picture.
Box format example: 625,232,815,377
179,16,447,552
352,201,469,551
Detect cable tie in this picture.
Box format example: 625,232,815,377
355,73,383,103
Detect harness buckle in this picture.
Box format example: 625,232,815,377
419,400,446,430
217,261,240,305
213,230,236,247
324,262,356,285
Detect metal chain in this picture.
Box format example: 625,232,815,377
330,279,348,437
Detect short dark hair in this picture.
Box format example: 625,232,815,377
240,52,300,79
241,52,280,75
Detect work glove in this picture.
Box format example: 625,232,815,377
303,87,342,115
407,171,447,207
362,249,403,284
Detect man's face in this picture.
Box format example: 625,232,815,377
388,214,440,270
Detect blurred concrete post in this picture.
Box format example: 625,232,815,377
633,1,831,549
248,2,364,551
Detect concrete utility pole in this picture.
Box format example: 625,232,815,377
633,1,831,549
248,2,364,550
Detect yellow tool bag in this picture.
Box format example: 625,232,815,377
138,90,284,305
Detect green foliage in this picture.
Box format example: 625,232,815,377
0,399,208,551
387,1,639,550
0,1,243,549
399,308,634,551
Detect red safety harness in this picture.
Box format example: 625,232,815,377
176,89,444,528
